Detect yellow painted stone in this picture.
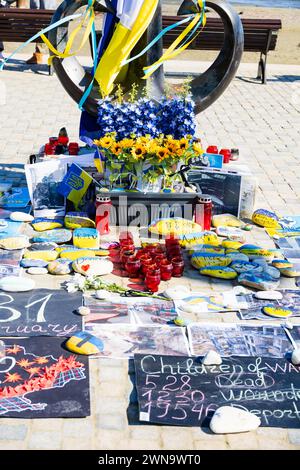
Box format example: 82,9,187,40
149,217,202,236
31,220,63,232
263,306,293,318
212,214,243,228
60,249,95,260
221,240,243,250
199,266,238,279
65,332,104,355
191,253,232,269
252,209,280,229
94,249,110,256
179,231,220,248
23,250,58,261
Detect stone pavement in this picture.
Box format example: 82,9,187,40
0,57,299,450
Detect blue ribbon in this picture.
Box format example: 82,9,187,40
78,14,98,111
122,14,194,67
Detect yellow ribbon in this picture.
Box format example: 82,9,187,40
143,0,206,79
41,3,95,64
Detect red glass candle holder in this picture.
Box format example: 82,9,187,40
160,260,173,281
142,260,157,274
171,256,185,277
68,142,79,155
121,250,135,265
120,243,135,254
44,143,55,155
206,145,218,154
154,254,167,266
58,136,69,146
49,137,58,146
219,148,231,164
145,271,161,293
139,253,152,263
165,237,180,247
119,231,134,244
125,258,141,276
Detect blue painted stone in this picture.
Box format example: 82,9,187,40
47,259,73,275
32,229,72,244
238,272,280,291
230,261,263,274
28,242,57,251
20,259,49,268
264,265,281,280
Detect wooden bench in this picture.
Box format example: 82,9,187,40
162,16,282,84
0,7,55,74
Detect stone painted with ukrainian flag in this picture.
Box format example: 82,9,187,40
199,266,238,279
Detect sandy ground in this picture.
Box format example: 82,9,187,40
2,3,300,65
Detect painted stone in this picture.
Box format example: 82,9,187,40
178,231,220,248
254,290,283,301
95,289,118,301
188,245,224,255
191,253,232,269
72,257,113,276
47,259,73,275
0,276,35,292
31,218,64,232
32,229,72,244
23,250,58,262
27,267,48,275
78,306,90,316
221,240,243,250
227,252,249,262
164,286,191,300
201,350,222,365
212,214,243,228
60,249,95,261
272,259,293,269
0,220,8,230
279,266,300,277
253,258,269,268
20,259,49,269
264,266,281,280
252,209,280,229
73,228,100,249
64,212,95,229
149,217,202,236
55,245,77,254
65,331,104,355
238,272,280,291
10,211,33,222
239,244,274,261
232,286,251,296
263,305,293,319
230,261,263,274
199,266,238,280
216,226,246,242
174,317,190,327
210,406,261,434
291,349,300,366
28,242,57,251
242,224,252,231
0,236,30,250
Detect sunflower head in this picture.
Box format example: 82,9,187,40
192,142,203,155
179,138,189,150
119,138,134,149
131,145,146,159
98,135,115,149
156,147,169,161
111,143,123,155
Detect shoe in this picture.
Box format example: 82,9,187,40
26,53,44,65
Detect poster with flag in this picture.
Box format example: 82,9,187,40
58,163,93,207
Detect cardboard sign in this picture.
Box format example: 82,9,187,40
0,337,90,418
0,289,82,336
134,354,300,428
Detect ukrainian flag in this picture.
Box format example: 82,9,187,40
58,163,93,207
95,0,159,96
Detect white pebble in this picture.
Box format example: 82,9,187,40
232,286,249,296
291,349,300,366
210,406,261,434
95,289,116,300
201,350,222,365
254,290,283,301
10,211,34,222
27,267,48,275
78,306,90,316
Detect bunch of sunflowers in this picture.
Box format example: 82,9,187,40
94,133,203,190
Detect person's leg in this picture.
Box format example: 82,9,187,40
0,41,4,61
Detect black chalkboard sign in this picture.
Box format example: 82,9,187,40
134,354,300,428
0,289,82,336
0,337,90,418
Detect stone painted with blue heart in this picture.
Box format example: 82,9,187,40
191,252,232,269
20,259,49,268
252,209,280,229
230,261,263,274
264,265,281,280
238,272,280,291
47,259,73,275
199,266,238,280
32,229,72,244
73,228,100,249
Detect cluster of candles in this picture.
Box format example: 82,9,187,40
109,232,185,293
44,136,79,156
